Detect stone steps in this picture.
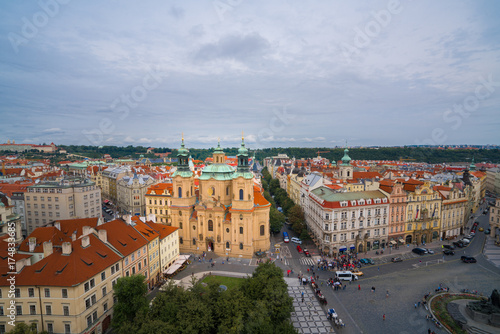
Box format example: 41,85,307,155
466,325,495,334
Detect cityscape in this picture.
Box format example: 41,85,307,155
1,1,500,334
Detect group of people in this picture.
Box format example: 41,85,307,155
315,252,362,272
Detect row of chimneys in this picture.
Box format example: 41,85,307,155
39,229,108,257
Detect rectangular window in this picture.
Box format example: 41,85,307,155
16,305,22,315
44,288,50,298
15,288,21,298
62,288,68,298
101,272,106,281
103,302,108,312
63,305,70,316
102,286,107,297
30,305,36,315
28,288,34,297
64,324,71,334
47,323,53,334
45,305,52,315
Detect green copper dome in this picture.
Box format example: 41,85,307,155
341,146,351,166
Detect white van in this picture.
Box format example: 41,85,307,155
335,271,358,281
291,237,302,244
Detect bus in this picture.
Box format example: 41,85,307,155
283,231,290,243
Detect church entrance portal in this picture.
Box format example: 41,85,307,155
208,241,214,252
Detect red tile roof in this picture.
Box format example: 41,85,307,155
18,227,70,253
130,216,159,242
49,218,100,239
95,219,148,257
6,234,122,287
145,222,178,239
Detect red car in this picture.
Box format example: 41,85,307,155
297,245,302,253
303,249,311,257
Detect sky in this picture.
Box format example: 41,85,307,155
1,0,499,149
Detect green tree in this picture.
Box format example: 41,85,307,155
112,275,149,333
7,323,45,334
269,207,285,233
288,205,306,236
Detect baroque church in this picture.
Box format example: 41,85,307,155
170,136,271,258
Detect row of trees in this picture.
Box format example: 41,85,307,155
112,263,296,334
56,145,500,163
261,169,308,240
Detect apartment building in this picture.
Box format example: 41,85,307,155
116,174,156,216
379,181,408,247
490,198,500,240
405,182,441,245
101,166,130,203
0,233,122,334
129,216,160,289
145,183,173,224
24,177,101,234
0,194,23,244
436,186,468,239
307,187,390,255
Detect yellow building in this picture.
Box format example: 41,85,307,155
130,216,161,289
1,234,121,334
170,137,270,258
436,186,468,239
145,183,173,224
405,182,441,245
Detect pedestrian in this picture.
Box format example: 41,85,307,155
343,285,346,290
302,296,304,302
418,301,421,307
378,266,380,272
371,286,375,292
415,303,417,308
358,284,361,290
383,314,385,321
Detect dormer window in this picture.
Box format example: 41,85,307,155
367,199,372,204
351,200,356,206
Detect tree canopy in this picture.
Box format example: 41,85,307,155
118,263,297,334
112,275,149,332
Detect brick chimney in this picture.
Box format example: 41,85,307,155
98,229,107,243
123,214,132,225
82,226,92,236
28,237,36,252
62,242,72,255
43,241,53,257
81,235,90,248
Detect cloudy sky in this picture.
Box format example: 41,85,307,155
1,0,499,149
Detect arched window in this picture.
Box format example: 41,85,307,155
208,220,213,231
239,226,243,234
179,222,183,229
226,186,229,196
178,187,182,198
239,243,243,250
193,238,196,245
225,241,230,249
260,225,265,236
239,189,244,200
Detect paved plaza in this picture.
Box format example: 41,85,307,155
286,278,336,334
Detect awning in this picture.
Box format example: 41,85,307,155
349,244,355,250
398,238,405,243
104,200,109,203
339,246,347,251
390,240,397,245
164,263,182,275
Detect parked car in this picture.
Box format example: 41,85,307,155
485,229,491,235
296,245,303,253
391,257,403,262
426,249,435,254
303,249,311,257
443,249,455,255
359,258,374,265
442,245,455,250
479,227,484,232
461,256,477,263
291,237,302,244
465,234,475,239
453,241,465,248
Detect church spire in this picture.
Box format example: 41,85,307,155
237,133,249,171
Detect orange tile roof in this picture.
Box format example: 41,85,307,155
50,218,100,239
253,188,270,207
0,182,34,197
131,216,160,241
18,227,70,253
352,171,382,180
145,222,178,239
7,234,122,287
95,219,148,256
146,182,173,195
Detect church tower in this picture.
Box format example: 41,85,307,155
232,136,254,211
171,135,196,244
339,143,353,181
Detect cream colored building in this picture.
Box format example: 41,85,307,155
101,166,130,203
24,177,102,234
490,198,500,241
0,234,122,334
405,182,441,245
0,195,23,244
117,174,156,216
170,138,271,258
437,186,467,239
145,183,173,224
